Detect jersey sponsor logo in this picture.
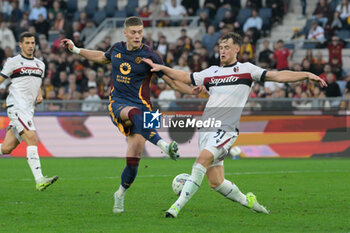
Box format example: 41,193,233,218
11,67,43,78
119,62,131,75
135,57,142,64
115,53,121,58
20,67,43,76
208,75,239,86
204,73,252,88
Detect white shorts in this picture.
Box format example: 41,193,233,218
198,130,237,167
7,106,35,142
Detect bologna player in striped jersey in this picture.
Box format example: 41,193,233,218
143,32,327,218
0,32,58,191
61,17,198,214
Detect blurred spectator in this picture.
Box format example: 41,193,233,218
34,14,50,39
266,0,284,24
10,2,23,23
198,11,210,30
312,0,331,24
291,27,305,40
158,80,176,111
188,53,201,72
150,0,163,20
139,6,152,27
29,0,47,21
181,0,199,16
81,86,101,112
80,21,96,41
324,73,341,97
273,40,290,70
162,0,187,25
243,9,262,36
329,57,343,79
53,11,65,31
173,56,190,72
325,11,343,38
219,10,235,30
66,74,81,100
208,44,220,66
78,12,88,31
239,35,254,61
49,0,63,19
202,25,221,55
0,22,16,51
1,0,12,21
301,49,316,66
156,35,168,57
72,32,84,48
307,20,325,43
98,75,112,99
313,51,326,75
327,36,344,66
258,40,273,68
204,0,221,19
42,77,54,99
51,30,65,53
336,0,350,22
292,92,312,110
246,0,262,9
319,64,336,82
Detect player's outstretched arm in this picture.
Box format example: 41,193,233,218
162,75,199,95
142,58,191,84
60,39,110,65
265,70,327,87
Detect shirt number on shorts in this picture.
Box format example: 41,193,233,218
214,129,226,143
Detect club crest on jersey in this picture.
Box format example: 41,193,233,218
119,62,131,75
233,66,239,73
135,57,142,64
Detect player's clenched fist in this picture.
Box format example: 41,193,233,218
60,39,81,54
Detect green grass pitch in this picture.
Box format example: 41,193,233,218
0,157,349,233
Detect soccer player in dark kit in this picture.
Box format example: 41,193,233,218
61,16,197,214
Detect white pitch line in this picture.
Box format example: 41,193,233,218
1,169,349,182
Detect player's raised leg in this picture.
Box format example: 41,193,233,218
165,149,213,218
21,129,58,191
207,165,269,214
113,134,144,214
121,107,179,160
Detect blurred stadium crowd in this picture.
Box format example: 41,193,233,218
0,0,349,112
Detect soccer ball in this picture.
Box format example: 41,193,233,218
172,173,190,196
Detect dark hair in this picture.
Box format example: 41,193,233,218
219,32,242,46
124,16,143,28
19,32,35,43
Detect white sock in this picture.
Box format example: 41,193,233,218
116,185,126,197
157,139,168,153
26,146,43,183
173,163,207,211
215,179,248,206
0,144,3,155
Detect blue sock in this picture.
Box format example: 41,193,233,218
128,108,161,145
121,157,140,189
